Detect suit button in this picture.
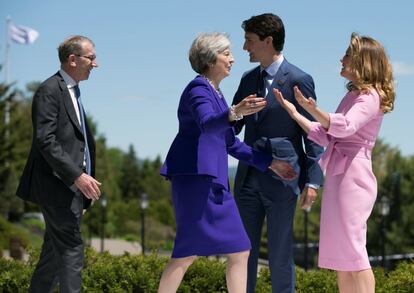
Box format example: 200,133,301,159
80,147,85,152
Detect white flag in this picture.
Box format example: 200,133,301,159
8,23,39,45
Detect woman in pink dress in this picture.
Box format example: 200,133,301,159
274,33,395,293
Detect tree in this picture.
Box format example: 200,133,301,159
0,81,32,219
141,156,174,228
119,145,143,200
82,119,124,238
367,139,414,256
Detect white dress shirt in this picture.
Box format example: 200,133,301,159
59,69,81,125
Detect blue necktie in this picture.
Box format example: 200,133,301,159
74,85,91,175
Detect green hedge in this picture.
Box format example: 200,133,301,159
0,216,43,252
0,248,413,292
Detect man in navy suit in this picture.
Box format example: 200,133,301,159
232,14,324,293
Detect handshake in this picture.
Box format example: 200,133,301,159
268,160,317,212
268,159,297,181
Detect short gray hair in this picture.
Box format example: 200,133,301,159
58,35,94,64
189,32,231,74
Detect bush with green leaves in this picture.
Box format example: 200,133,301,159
0,216,34,251
82,249,166,292
1,248,413,292
0,247,39,293
380,261,414,293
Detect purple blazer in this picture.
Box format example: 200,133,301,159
161,76,272,189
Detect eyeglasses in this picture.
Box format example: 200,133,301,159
76,54,96,62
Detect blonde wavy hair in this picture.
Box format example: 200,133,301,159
346,32,395,113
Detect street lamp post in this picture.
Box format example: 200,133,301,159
379,195,390,268
140,193,149,255
303,209,309,271
100,197,107,253
87,213,92,247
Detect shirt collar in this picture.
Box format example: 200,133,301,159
261,54,284,77
59,69,78,89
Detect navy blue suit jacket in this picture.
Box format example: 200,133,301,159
232,59,323,195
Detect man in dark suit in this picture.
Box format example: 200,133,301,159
16,35,101,293
232,14,324,293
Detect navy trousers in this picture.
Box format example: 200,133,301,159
235,168,297,293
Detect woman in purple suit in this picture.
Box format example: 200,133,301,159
158,33,296,293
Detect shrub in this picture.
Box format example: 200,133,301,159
82,249,166,292
295,267,337,293
180,257,226,293
0,216,34,252
255,267,272,292
0,257,33,293
382,261,414,293
0,216,11,250
1,248,413,292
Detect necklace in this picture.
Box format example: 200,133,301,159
202,75,223,97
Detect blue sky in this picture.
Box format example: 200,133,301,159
1,0,413,166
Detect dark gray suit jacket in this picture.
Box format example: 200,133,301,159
16,72,95,208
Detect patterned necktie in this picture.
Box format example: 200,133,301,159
74,85,91,175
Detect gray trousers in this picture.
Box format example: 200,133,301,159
29,192,84,293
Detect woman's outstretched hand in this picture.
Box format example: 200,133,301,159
293,86,317,113
274,87,315,134
234,95,267,116
273,88,297,117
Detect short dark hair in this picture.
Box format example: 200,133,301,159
58,35,94,64
242,13,285,52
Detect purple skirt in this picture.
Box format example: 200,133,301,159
171,175,251,258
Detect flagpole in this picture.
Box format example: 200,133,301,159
3,18,39,128
4,16,11,140
5,16,10,84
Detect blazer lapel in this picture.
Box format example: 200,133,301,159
215,91,229,113
200,76,228,113
57,73,83,134
256,61,288,125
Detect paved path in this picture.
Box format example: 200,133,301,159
89,238,142,255
2,249,29,261
2,238,142,260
